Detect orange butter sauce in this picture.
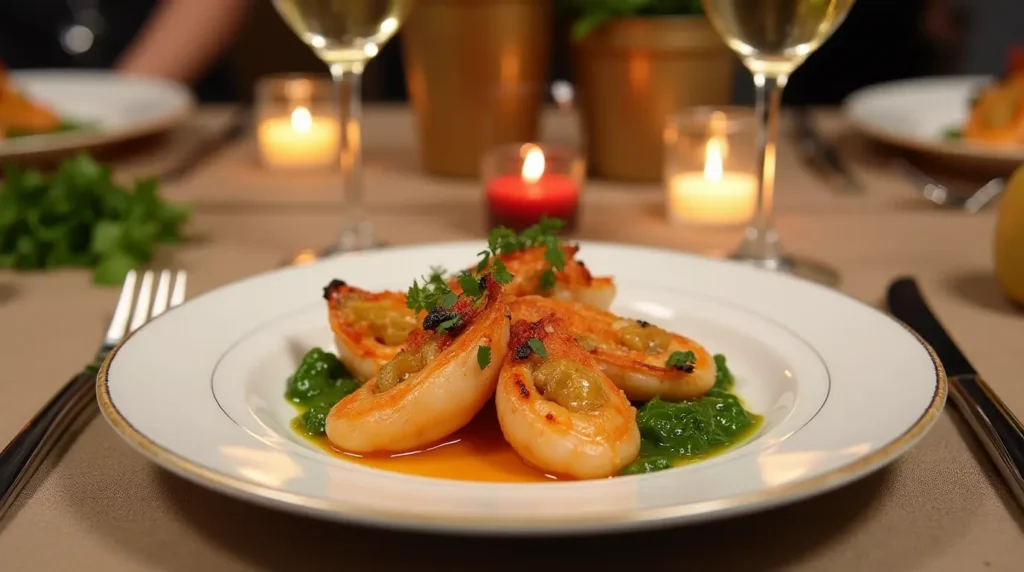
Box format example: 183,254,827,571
294,401,557,483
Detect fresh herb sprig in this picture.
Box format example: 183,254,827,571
405,266,455,313
0,154,191,285
528,337,549,359
477,346,491,369
405,228,525,367
666,350,697,372
477,217,567,291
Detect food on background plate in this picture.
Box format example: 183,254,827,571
324,281,418,382
326,276,510,454
0,154,191,285
951,47,1024,146
0,64,82,139
495,315,640,479
511,296,716,401
284,219,761,480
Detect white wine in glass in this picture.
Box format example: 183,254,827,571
701,0,855,285
272,0,413,254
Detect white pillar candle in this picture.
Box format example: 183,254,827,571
257,106,339,169
666,133,757,226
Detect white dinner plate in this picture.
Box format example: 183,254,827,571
843,75,1024,169
97,242,946,535
0,70,194,160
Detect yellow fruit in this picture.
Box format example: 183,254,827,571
994,164,1024,304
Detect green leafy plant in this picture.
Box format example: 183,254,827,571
0,154,191,285
560,0,704,38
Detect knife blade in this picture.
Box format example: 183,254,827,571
159,106,251,182
793,108,864,194
887,277,1024,510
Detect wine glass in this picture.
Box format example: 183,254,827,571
700,0,855,285
271,0,414,255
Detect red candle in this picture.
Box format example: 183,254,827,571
485,145,580,231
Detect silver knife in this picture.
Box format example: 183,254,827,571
159,106,250,182
793,108,864,194
887,277,1024,509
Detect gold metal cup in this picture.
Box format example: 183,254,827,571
402,0,552,178
573,16,737,182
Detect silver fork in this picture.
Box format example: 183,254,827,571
0,269,187,521
897,159,1006,213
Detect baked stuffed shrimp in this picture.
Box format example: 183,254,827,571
323,280,418,383
510,296,715,401
457,245,616,310
495,315,640,479
326,277,510,454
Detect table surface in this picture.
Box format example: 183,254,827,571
0,106,1022,571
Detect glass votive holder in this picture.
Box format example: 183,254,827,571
481,143,586,233
664,106,758,227
255,74,339,170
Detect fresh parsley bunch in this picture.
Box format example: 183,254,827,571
0,154,191,285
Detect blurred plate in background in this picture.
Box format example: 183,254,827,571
0,70,194,161
844,76,1024,171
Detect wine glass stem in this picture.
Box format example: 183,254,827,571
329,63,370,250
733,72,788,265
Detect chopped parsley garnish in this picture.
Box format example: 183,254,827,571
477,217,567,292
437,316,461,334
458,271,482,297
477,346,491,370
539,267,557,291
423,307,461,333
491,258,514,285
440,291,458,309
528,337,549,360
405,266,452,313
666,350,697,372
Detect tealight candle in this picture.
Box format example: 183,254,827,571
257,106,339,169
664,108,758,227
483,143,585,232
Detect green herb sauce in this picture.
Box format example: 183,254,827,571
285,347,359,436
284,349,761,477
620,354,762,475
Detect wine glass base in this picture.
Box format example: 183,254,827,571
728,252,841,288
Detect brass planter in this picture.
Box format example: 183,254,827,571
573,16,736,182
402,0,552,178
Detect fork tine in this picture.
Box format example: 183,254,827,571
150,270,172,318
129,270,154,333
170,270,187,308
104,270,138,344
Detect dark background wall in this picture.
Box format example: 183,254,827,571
214,0,1024,105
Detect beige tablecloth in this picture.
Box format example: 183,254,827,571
0,107,1022,571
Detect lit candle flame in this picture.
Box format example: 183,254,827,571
703,110,730,182
521,145,545,184
703,137,723,182
290,106,313,133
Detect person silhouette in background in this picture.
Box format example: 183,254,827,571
0,0,251,101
